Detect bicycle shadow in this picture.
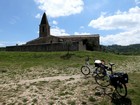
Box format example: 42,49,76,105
110,92,132,105
94,86,132,105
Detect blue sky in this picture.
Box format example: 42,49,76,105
0,0,140,47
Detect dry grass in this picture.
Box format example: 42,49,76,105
0,65,113,105
0,51,140,105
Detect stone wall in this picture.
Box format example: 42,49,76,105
6,42,80,52
0,47,6,51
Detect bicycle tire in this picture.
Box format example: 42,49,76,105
115,83,127,98
81,66,90,75
95,74,110,87
95,67,106,78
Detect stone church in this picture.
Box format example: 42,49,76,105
6,13,100,51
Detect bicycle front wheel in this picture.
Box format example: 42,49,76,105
81,66,90,75
115,83,127,98
95,67,106,78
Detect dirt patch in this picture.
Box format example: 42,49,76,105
0,73,111,105
0,74,81,87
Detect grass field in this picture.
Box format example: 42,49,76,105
0,51,140,105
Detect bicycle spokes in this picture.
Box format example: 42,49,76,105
115,83,127,97
81,66,90,75
95,75,110,87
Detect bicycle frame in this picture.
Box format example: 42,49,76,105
81,57,98,76
94,62,128,98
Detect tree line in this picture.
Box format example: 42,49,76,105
101,44,140,55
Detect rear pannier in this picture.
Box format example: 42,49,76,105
110,72,128,86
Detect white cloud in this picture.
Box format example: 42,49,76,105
35,13,42,19
0,41,26,47
52,20,58,25
34,0,84,17
80,26,84,29
88,6,140,45
16,41,26,45
88,6,140,31
135,0,140,5
101,29,140,45
51,27,91,36
0,43,5,47
74,32,90,35
0,41,9,47
51,27,69,36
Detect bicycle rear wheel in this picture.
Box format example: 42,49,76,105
95,74,110,87
115,83,127,98
81,66,90,75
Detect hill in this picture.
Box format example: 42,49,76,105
102,44,140,55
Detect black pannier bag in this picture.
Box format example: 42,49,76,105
110,74,119,87
121,73,128,83
110,72,128,86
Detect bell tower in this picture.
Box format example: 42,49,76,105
39,13,50,37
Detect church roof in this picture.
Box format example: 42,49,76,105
40,12,49,25
57,34,99,39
